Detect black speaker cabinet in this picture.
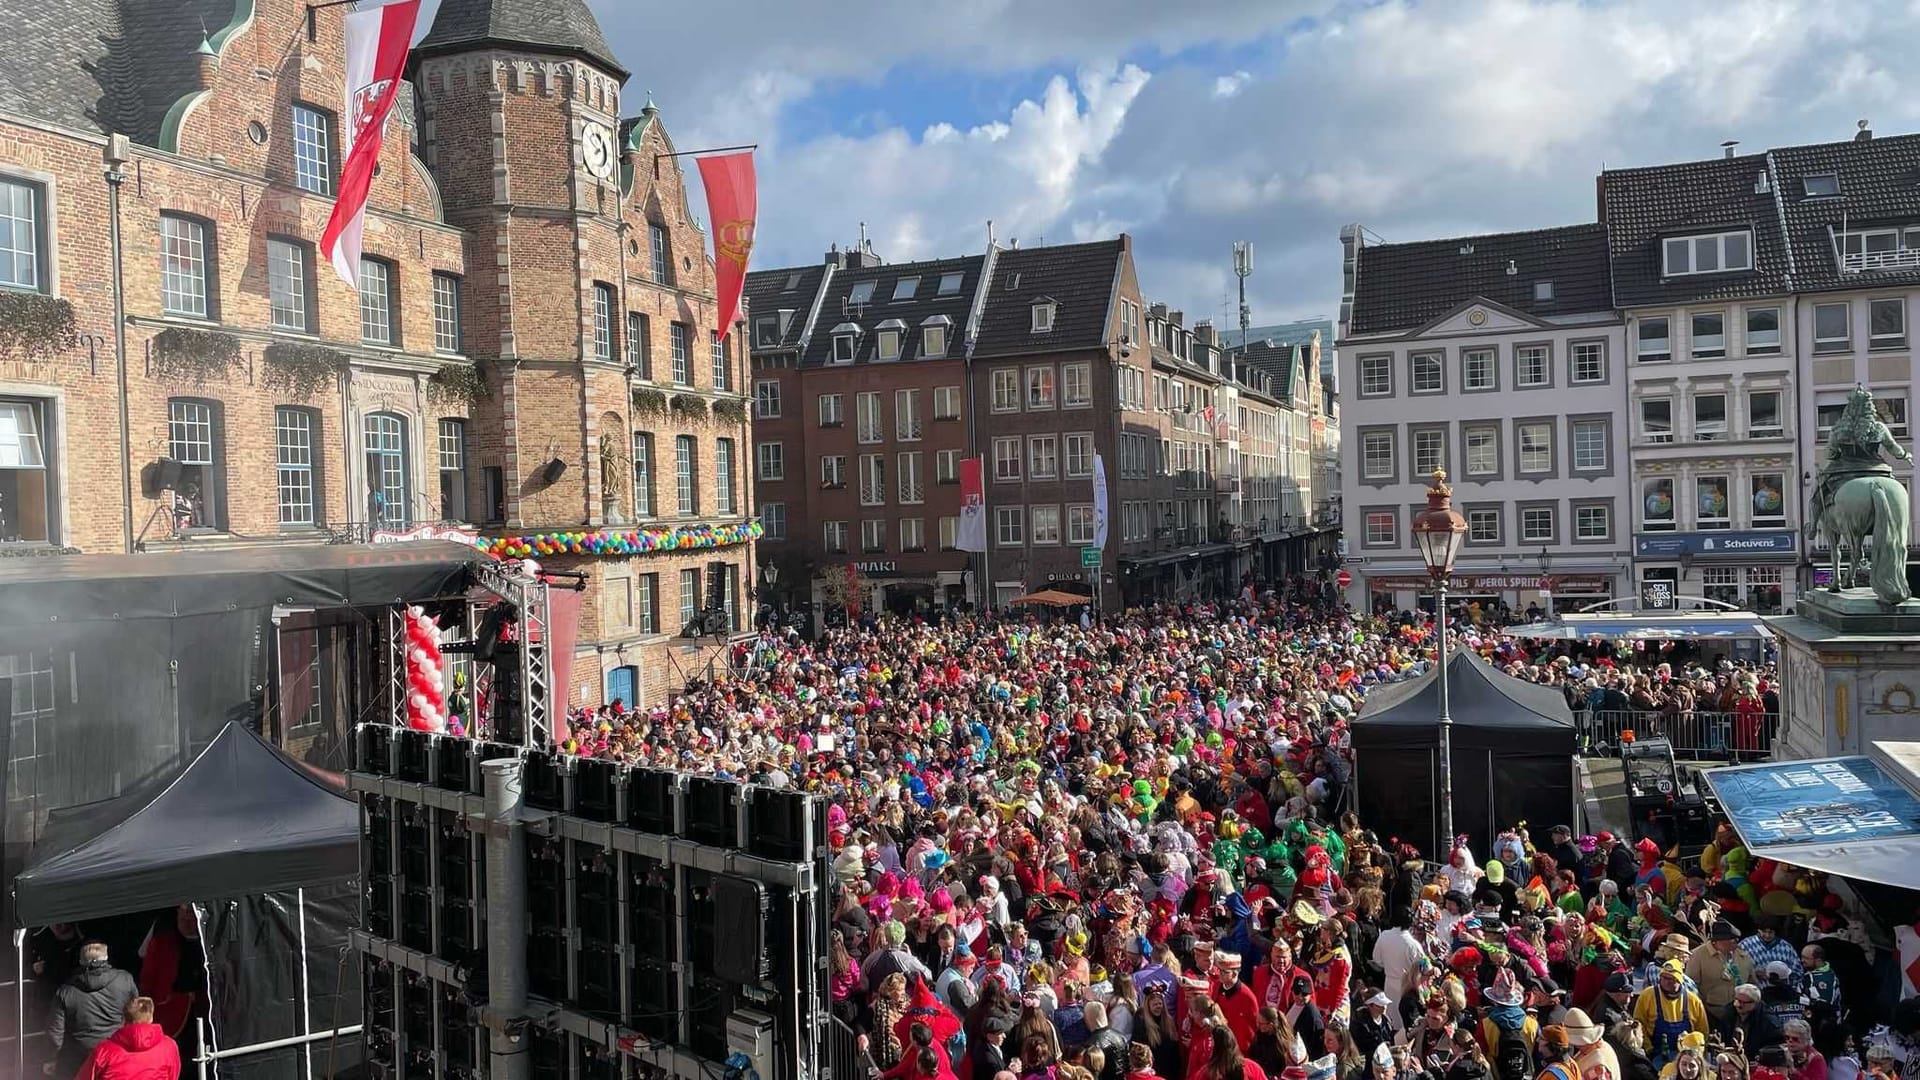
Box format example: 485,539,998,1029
683,775,738,847
401,971,434,1047
357,725,394,776
437,736,473,792
400,887,433,953
523,749,565,812
629,958,678,1042
529,1025,567,1080
395,729,434,783
526,835,565,929
747,786,811,862
712,874,771,984
577,1038,624,1080
573,758,618,823
628,856,673,961
628,768,675,833
527,928,568,1002
366,874,394,938
573,942,620,1018
436,809,471,900
574,848,616,947
441,983,477,1071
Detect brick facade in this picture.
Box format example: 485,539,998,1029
0,0,752,706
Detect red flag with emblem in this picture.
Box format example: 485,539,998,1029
320,0,421,288
696,151,757,341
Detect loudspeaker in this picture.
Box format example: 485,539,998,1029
357,725,395,776
573,758,618,823
529,1024,567,1080
711,874,771,984
400,886,433,952
746,786,811,862
440,984,477,1072
629,959,677,1042
527,835,565,928
473,603,518,663
523,749,565,812
628,856,673,961
140,457,183,498
574,846,616,946
683,776,738,846
706,560,729,611
395,729,434,783
436,808,471,901
573,942,620,1018
627,768,675,834
365,874,394,939
540,458,567,485
437,736,472,792
401,971,433,1048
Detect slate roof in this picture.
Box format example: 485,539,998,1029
1227,339,1304,404
0,0,124,134
1244,318,1335,378
416,0,628,79
972,239,1124,358
1768,132,1920,293
1600,151,1791,307
1348,224,1611,336
0,0,392,147
742,264,828,353
795,254,984,368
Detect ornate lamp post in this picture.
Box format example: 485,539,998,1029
1410,469,1468,852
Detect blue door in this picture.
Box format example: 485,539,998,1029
606,665,637,708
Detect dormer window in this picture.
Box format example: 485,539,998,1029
1534,280,1555,301
754,316,780,348
892,277,919,300
1662,230,1752,277
874,319,908,361
937,272,964,296
1837,227,1920,272
1804,173,1841,198
920,315,952,358
831,322,860,363
1031,299,1056,333
783,272,803,290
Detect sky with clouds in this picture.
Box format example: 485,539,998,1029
429,0,1920,328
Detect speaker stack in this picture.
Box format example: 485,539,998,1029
349,722,831,1080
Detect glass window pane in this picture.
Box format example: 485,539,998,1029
160,216,209,317
0,178,39,290
359,259,392,344
268,239,310,332
292,105,332,196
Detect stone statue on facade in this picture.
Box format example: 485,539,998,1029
1807,385,1913,604
599,431,627,526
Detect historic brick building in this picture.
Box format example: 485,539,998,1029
0,0,753,708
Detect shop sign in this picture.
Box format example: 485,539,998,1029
1366,573,1611,592
850,560,899,576
1634,531,1796,558
373,524,481,546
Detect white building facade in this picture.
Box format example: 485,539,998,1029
1337,224,1632,615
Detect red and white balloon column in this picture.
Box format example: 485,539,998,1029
403,605,448,732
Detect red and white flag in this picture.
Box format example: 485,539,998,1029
956,456,987,553
320,0,422,288
696,151,757,342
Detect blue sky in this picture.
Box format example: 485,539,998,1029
432,0,1920,327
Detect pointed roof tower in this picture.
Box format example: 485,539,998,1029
414,0,628,80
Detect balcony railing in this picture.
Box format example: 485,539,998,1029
1842,248,1920,273
1215,474,1240,493
896,419,924,441
1585,709,1775,762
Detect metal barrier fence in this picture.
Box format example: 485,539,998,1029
1582,708,1778,761
825,1014,870,1080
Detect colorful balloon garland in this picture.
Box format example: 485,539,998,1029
475,518,764,561
402,604,450,733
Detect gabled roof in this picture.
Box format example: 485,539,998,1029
1244,319,1336,378
792,254,984,367
1228,339,1305,404
973,239,1125,358
1769,132,1920,293
1348,224,1611,336
742,264,828,352
416,0,628,80
1600,151,1791,307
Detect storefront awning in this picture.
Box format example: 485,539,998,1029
1702,756,1920,890
1506,612,1774,640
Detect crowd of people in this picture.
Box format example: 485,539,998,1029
538,585,1897,1080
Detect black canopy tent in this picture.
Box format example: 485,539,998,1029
0,543,480,1079
1352,651,1578,859
13,722,362,1080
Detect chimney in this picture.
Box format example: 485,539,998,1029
1595,174,1607,224
1856,119,1873,142
1721,139,1739,159
1149,302,1168,320
1169,309,1184,329
825,243,843,268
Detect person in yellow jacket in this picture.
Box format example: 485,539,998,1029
1633,961,1709,1071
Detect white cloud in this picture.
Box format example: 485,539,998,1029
553,0,1920,320
1213,71,1253,99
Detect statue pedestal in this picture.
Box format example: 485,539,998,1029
1768,588,1920,760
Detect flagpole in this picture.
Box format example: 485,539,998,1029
655,144,759,161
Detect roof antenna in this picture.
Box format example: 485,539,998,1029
1505,259,1518,276
986,219,994,249
1856,119,1873,142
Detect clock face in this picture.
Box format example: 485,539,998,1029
581,124,614,179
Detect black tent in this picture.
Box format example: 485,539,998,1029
1352,651,1577,860
14,721,356,924
13,722,363,1080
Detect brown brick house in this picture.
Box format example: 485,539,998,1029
0,0,752,707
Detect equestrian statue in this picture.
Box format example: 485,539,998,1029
1806,384,1914,605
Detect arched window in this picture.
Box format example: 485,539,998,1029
363,412,410,529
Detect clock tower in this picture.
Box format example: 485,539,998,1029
412,0,756,705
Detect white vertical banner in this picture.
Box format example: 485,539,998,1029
1092,452,1109,549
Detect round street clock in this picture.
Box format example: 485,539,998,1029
581,123,615,180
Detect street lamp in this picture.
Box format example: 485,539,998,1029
1536,543,1553,618
762,560,780,616
1410,468,1467,854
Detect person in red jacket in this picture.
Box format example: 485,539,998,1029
1212,953,1262,1053
77,996,180,1080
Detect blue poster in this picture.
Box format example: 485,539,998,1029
1708,757,1920,847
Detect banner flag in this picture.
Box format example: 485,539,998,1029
320,0,421,288
696,151,757,342
957,456,987,553
1092,452,1109,550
